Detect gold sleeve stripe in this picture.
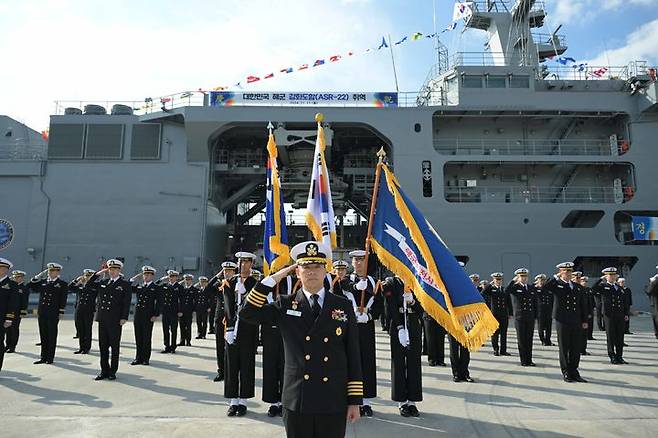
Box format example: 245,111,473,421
347,391,364,396
5,313,14,318
248,293,267,304
246,297,264,308
249,292,267,302
251,289,267,298
347,381,363,386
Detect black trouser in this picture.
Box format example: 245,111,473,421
5,316,21,351
596,304,605,330
208,303,216,333
38,314,59,361
357,320,377,399
625,317,631,334
262,325,284,403
196,309,208,337
423,317,446,364
0,326,6,371
604,315,625,361
556,321,582,378
491,313,509,353
537,306,552,344
179,310,193,344
283,408,346,438
515,317,534,364
587,315,594,339
76,308,95,352
390,318,422,402
134,312,154,363
652,311,658,336
449,334,470,379
162,313,178,351
215,318,225,373
224,324,257,399
98,320,123,376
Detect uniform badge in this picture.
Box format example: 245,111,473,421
331,309,347,322
1,284,9,289
292,300,298,310
336,327,342,336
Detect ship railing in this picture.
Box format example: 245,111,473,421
444,185,620,203
532,32,567,47
0,143,47,161
451,52,524,67
434,138,623,156
542,65,630,81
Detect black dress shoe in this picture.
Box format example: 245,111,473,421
546,342,554,346
588,337,595,340
213,373,224,382
73,350,83,354
625,332,633,335
528,362,536,367
611,358,619,364
563,375,574,382
582,351,591,356
95,374,107,381
236,404,247,417
501,352,511,356
5,348,15,353
186,341,192,346
195,335,202,339
408,405,420,417
437,362,447,367
208,330,215,334
399,404,411,417
82,350,90,354
170,349,176,354
623,343,628,347
177,342,185,347
493,351,500,356
463,376,475,383
131,360,141,366
35,342,41,346
453,376,462,382
227,405,238,417
160,349,170,354
428,360,437,367
573,375,587,383
618,358,628,364
267,405,279,417
46,361,53,364
277,405,283,417
362,405,373,417
142,361,150,366
108,374,116,381
34,359,46,364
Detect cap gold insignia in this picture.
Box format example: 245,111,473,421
292,300,298,310
306,244,318,256
336,327,342,336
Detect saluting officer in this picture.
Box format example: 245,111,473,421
0,258,18,371
223,251,259,417
348,249,383,417
5,269,28,353
382,276,422,417
592,267,630,364
535,274,553,346
576,273,595,355
178,274,197,347
159,270,184,354
70,269,98,354
261,264,290,417
195,276,210,339
130,266,160,365
210,261,237,382
93,259,132,380
470,274,482,292
618,278,633,335
240,241,362,438
543,262,589,382
506,268,538,366
482,272,512,356
30,262,68,364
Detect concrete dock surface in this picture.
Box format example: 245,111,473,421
1,316,657,437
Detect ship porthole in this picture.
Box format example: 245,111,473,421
414,123,421,133
523,218,529,224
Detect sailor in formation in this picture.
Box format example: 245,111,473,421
195,276,211,339
535,274,553,346
506,268,537,366
592,267,630,364
30,262,68,364
69,268,98,354
130,266,160,365
0,258,18,372
482,272,512,356
5,269,28,353
209,260,237,382
178,274,197,347
159,270,183,354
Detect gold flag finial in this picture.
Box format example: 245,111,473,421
376,147,387,163
315,112,324,123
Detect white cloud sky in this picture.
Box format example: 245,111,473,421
550,0,658,25
584,18,658,65
0,0,397,130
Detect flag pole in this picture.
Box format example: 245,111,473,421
359,147,387,311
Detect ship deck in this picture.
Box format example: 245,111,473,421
1,317,657,437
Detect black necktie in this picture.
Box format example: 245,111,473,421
311,294,321,320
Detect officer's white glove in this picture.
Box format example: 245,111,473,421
225,329,236,345
355,312,369,324
403,292,414,304
356,279,368,291
236,282,246,295
398,328,410,347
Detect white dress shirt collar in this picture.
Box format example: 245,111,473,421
303,287,326,308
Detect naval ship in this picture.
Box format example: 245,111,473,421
1,0,657,309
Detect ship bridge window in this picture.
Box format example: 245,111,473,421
486,76,507,88
131,123,161,159
561,210,605,228
48,124,85,159
462,75,483,88
85,124,124,159
509,76,530,88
